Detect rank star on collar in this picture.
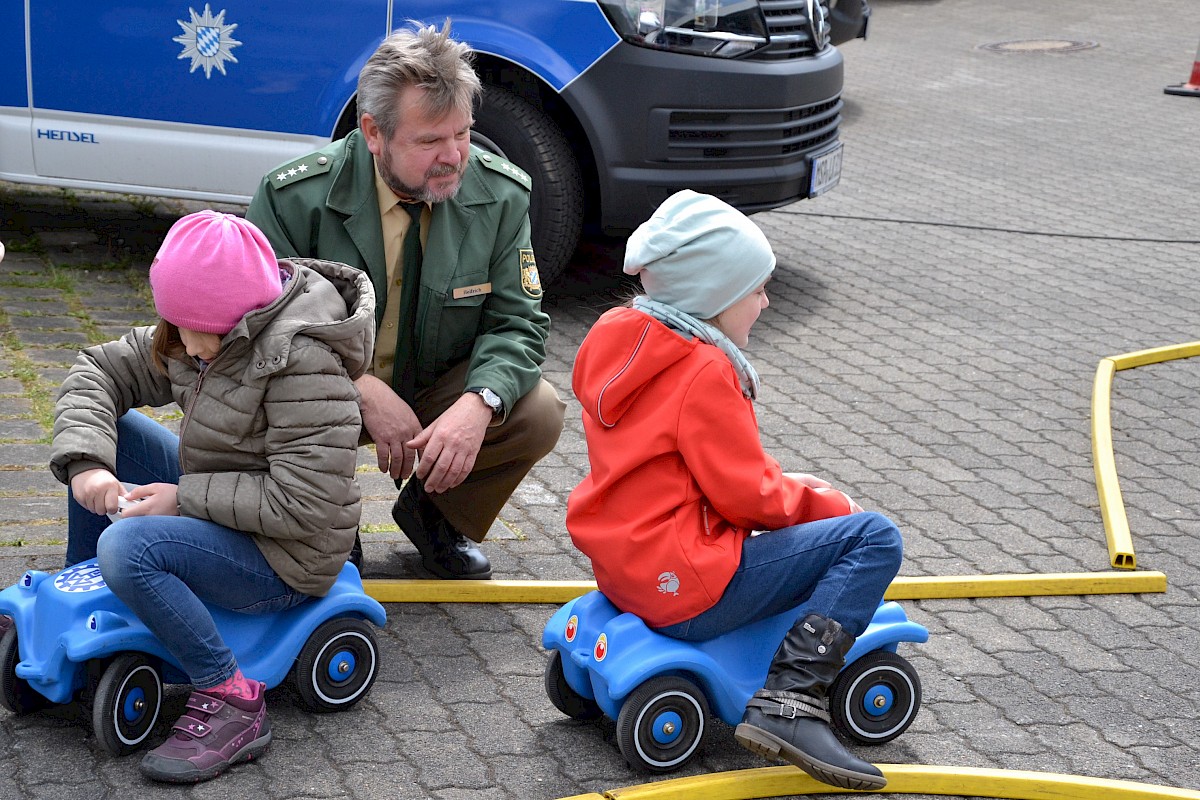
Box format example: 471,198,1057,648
275,164,310,182
501,162,527,180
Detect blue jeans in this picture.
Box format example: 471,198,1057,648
66,409,182,567
69,411,309,689
655,512,903,641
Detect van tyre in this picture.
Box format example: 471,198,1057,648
472,86,583,287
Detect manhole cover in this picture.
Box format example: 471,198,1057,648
979,39,1099,53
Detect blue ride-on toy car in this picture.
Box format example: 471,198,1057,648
542,591,928,773
0,559,386,756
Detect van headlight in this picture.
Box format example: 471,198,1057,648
598,0,769,58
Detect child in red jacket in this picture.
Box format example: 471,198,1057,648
567,190,904,791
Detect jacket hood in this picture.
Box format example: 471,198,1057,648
573,307,698,428
227,257,375,381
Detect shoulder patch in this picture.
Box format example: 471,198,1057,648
519,249,542,299
476,152,532,191
268,153,334,190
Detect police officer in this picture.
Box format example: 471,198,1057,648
247,22,565,580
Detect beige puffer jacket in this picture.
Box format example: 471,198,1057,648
51,258,375,596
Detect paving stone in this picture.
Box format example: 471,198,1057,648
1,1,1199,796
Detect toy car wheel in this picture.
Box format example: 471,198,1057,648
0,628,47,715
615,675,709,773
92,653,163,756
830,650,921,745
293,617,378,713
544,650,602,721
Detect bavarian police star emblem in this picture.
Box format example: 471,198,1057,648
174,4,242,79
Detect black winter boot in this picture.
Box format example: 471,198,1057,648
735,613,886,791
392,479,492,580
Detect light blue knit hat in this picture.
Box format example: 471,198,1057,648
623,190,776,319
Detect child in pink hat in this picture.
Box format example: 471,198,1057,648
50,211,375,783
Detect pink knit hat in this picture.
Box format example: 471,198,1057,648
150,210,283,335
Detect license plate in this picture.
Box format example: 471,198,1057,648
809,143,843,197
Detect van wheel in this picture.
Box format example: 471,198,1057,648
472,86,583,287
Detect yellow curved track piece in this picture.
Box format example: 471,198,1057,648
566,764,1200,799
1092,340,1200,569
360,571,1165,604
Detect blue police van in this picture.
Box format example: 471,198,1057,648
1,1,845,283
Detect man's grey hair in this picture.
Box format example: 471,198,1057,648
357,20,482,141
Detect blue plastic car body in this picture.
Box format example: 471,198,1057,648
0,559,386,755
542,591,927,771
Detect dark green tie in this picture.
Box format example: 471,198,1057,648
391,202,423,403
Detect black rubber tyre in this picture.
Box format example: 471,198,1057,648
91,653,163,756
615,675,709,773
472,85,583,287
0,628,47,715
293,617,379,713
544,650,602,721
829,650,921,745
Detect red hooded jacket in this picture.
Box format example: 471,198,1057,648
567,307,854,628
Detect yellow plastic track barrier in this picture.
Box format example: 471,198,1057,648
1092,340,1200,570
363,579,594,604
880,570,1165,600
1093,357,1132,568
361,570,1165,604
565,764,1200,800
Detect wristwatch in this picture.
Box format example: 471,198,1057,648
467,386,504,416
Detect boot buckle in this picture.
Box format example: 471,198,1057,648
748,692,832,724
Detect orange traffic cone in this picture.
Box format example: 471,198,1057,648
1165,36,1200,97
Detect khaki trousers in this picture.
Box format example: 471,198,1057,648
406,360,566,542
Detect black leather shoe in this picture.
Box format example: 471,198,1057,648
392,480,492,580
348,532,364,573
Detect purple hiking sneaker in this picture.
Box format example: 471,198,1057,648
139,684,272,783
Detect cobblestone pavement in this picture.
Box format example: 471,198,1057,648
2,0,1199,798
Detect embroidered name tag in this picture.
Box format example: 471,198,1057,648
452,283,492,299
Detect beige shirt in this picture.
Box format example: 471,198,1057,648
370,162,429,381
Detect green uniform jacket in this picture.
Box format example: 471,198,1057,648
246,129,550,412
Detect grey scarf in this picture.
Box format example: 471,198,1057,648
633,296,761,400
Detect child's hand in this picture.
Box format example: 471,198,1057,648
70,468,123,516
121,483,180,517
785,472,863,512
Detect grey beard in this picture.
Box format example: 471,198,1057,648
379,161,463,204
